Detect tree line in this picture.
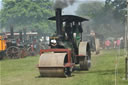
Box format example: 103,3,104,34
0,0,55,35
76,0,127,39
0,0,127,38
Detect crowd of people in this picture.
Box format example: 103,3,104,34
104,37,124,49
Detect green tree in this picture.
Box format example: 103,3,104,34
104,0,126,37
76,0,125,38
112,0,127,22
0,0,55,33
76,1,104,18
76,1,107,37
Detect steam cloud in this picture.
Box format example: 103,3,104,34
54,0,76,9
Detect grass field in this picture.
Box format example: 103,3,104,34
0,49,128,85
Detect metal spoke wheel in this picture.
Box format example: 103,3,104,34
6,46,20,59
27,47,35,56
20,47,28,58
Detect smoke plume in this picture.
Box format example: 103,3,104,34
54,0,76,9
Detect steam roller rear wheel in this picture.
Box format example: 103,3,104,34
79,42,91,70
80,56,90,70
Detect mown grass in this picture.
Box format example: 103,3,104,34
0,49,128,85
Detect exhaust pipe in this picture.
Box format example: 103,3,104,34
55,8,62,36
23,28,27,42
10,25,14,39
19,31,22,41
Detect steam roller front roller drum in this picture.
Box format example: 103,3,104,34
39,67,65,77
38,53,67,77
79,42,91,70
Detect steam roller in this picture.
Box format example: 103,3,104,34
38,8,91,77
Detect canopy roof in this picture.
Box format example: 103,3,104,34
48,15,89,22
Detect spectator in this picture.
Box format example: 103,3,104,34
105,40,111,49
113,40,117,48
116,39,120,48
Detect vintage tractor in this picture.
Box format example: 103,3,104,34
0,26,40,59
1,26,28,59
0,29,20,59
23,31,39,56
5,27,40,58
5,26,25,59
38,8,91,77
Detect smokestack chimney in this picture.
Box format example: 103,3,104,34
56,8,62,36
19,31,22,41
23,28,27,42
10,25,14,39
